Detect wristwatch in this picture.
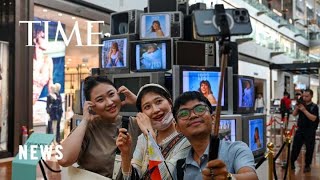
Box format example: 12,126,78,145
227,172,235,180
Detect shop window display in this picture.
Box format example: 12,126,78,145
33,6,99,139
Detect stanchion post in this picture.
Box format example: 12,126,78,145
285,130,293,180
266,142,274,180
271,115,277,146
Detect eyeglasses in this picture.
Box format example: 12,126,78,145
176,104,209,121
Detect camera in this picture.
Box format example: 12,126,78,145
297,97,304,105
193,8,253,37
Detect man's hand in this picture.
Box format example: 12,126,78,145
297,104,306,112
202,159,229,180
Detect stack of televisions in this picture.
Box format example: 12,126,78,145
73,0,266,162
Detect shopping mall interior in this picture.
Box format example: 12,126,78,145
0,0,320,179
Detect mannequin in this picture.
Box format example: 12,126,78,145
46,83,63,143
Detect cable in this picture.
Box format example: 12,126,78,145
41,159,62,173
39,160,48,180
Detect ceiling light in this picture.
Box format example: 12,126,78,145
43,9,48,12
58,13,62,16
68,58,72,61
64,65,67,67
72,17,76,20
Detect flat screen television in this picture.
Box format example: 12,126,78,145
108,72,166,116
234,75,255,114
218,115,242,142
100,36,130,73
173,65,230,111
242,114,266,160
130,40,172,72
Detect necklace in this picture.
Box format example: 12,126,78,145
157,131,178,146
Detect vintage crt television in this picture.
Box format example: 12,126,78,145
219,115,243,142
174,41,215,66
130,39,173,72
108,72,166,116
233,75,255,114
110,10,142,35
242,114,267,161
148,0,177,12
140,12,183,39
100,35,131,73
173,65,233,113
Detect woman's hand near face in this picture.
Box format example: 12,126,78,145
118,86,137,106
136,113,155,138
83,101,101,122
116,128,132,155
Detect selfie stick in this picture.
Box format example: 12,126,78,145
209,4,232,161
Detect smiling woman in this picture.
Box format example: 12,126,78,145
58,76,141,179
116,83,191,179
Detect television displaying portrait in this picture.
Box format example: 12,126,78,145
249,118,264,152
140,13,170,39
238,77,254,108
101,38,128,68
182,70,224,106
219,119,236,142
135,42,167,70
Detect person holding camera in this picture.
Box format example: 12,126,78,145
172,91,258,180
291,89,319,173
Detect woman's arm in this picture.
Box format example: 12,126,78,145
207,94,217,105
58,101,100,167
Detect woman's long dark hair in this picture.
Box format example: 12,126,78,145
198,80,213,95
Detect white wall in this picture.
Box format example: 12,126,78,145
82,0,148,11
238,60,270,113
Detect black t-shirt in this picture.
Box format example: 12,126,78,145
297,103,319,130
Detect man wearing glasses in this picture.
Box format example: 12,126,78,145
172,91,258,180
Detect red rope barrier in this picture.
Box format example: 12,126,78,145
289,124,298,137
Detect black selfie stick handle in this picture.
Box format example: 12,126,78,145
209,135,220,160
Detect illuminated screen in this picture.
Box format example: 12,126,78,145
238,77,254,108
219,119,236,142
101,38,128,68
135,42,167,71
140,14,170,39
249,118,264,152
182,70,224,106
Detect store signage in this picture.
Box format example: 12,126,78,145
19,20,104,47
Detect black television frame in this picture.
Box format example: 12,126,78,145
130,39,173,72
219,114,243,142
174,40,215,66
241,114,267,161
233,75,255,114
172,65,232,113
99,35,135,74
108,72,166,117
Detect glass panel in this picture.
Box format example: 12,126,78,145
0,41,9,151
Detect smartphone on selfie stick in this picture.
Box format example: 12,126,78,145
193,4,253,161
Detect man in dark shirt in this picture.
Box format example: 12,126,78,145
290,89,319,173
